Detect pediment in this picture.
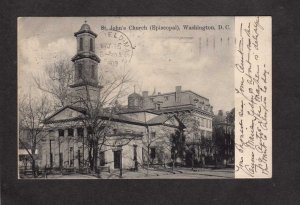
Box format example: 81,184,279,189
47,107,85,122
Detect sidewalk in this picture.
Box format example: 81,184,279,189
21,167,234,179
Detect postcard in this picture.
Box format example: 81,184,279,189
17,16,271,179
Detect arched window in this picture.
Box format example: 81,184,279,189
79,38,83,51
90,38,94,51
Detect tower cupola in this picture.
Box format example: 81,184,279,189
70,21,100,88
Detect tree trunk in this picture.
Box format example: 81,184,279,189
88,146,93,170
93,144,99,176
32,159,36,178
31,148,37,178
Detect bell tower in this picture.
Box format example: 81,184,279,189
70,22,101,106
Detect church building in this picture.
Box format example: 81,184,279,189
39,22,185,172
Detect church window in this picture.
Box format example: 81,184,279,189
68,128,74,137
79,38,83,51
164,96,169,101
58,129,64,137
77,127,84,137
150,148,156,159
90,38,94,51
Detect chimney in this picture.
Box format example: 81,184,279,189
175,86,182,103
142,91,148,98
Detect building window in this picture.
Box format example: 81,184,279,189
79,38,83,51
150,148,156,159
201,118,204,127
164,96,169,101
150,132,156,139
156,103,161,110
58,129,64,137
68,128,74,137
77,128,84,137
90,38,93,51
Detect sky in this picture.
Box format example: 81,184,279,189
18,17,235,113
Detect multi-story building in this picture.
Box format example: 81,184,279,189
123,86,215,165
212,109,235,165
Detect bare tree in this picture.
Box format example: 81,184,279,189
69,69,134,177
175,112,203,167
19,93,52,177
33,59,74,109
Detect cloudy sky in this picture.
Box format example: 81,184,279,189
18,17,235,113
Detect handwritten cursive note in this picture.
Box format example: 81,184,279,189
235,17,272,178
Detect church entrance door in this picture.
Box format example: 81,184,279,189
114,150,121,169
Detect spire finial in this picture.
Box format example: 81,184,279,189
134,85,136,93
84,20,87,24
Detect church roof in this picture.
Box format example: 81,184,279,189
146,114,170,125
74,23,97,37
43,105,183,128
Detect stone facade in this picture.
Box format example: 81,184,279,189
42,108,182,170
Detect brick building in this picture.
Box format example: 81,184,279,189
123,85,214,165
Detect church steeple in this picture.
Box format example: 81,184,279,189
70,21,100,88
69,22,101,106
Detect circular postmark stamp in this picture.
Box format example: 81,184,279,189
96,29,134,70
